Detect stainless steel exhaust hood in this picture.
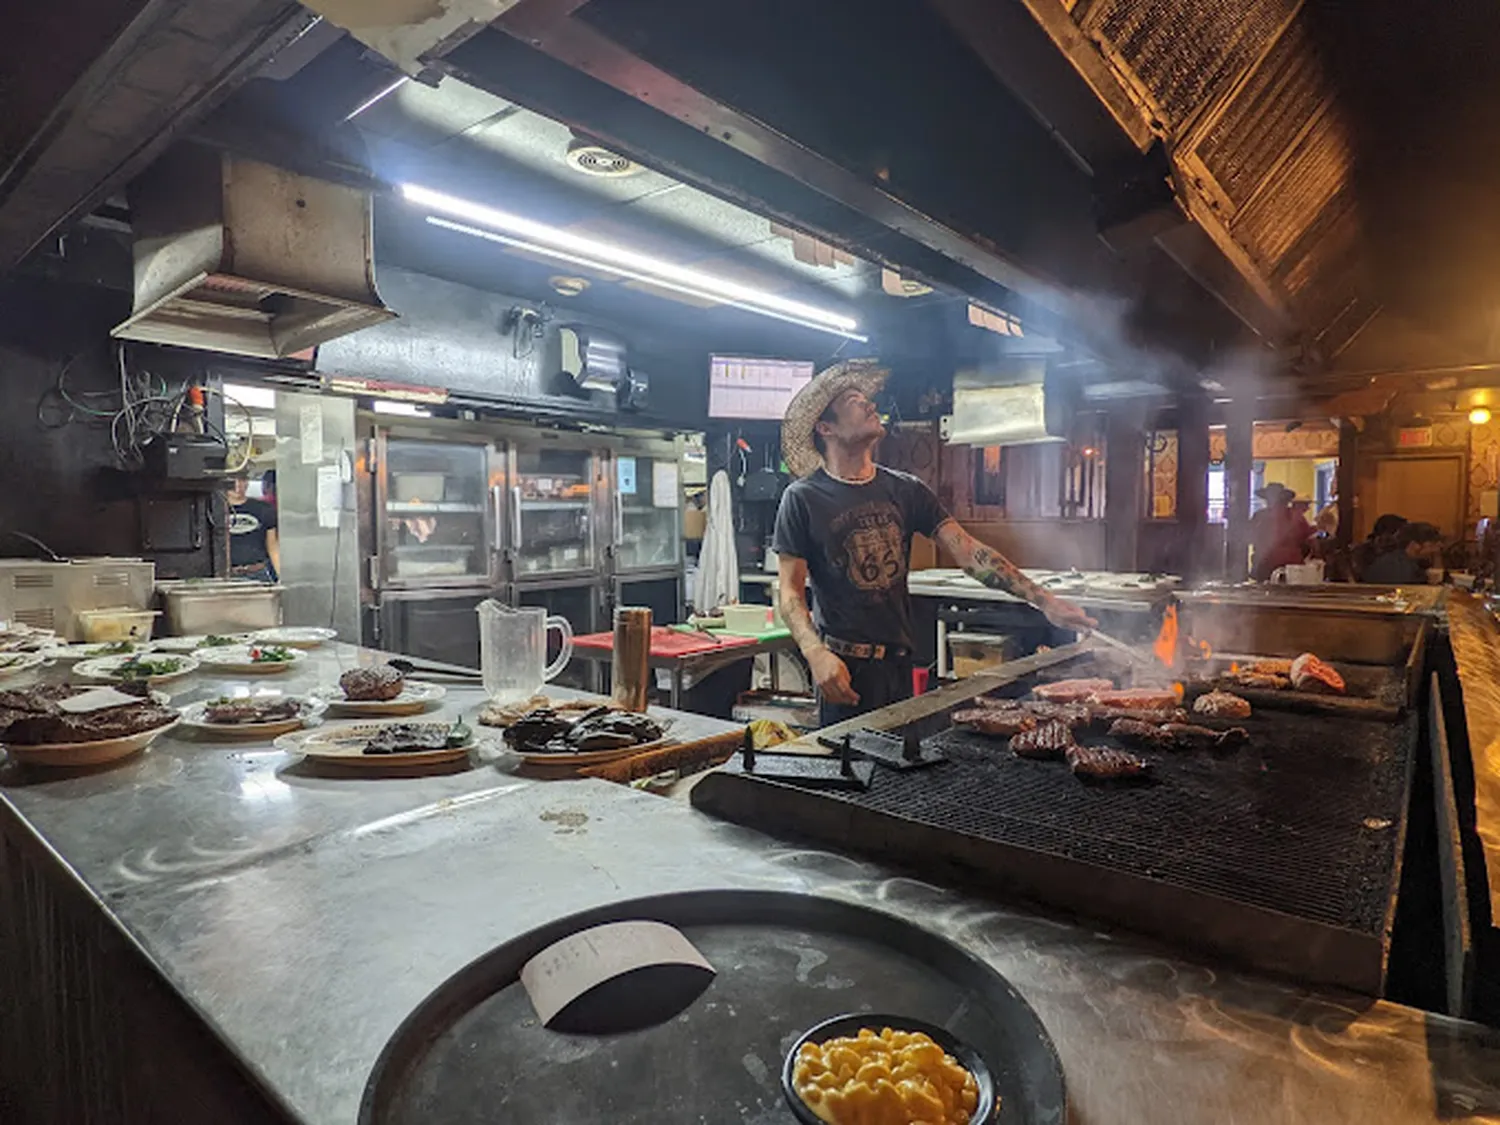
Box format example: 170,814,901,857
941,358,1071,446
112,147,393,359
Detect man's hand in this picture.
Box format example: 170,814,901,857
808,647,859,705
1042,596,1097,632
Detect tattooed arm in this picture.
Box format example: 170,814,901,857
777,553,858,704
934,520,1097,631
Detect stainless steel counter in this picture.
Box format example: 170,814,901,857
4,644,1500,1123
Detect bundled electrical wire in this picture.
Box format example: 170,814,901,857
37,344,254,472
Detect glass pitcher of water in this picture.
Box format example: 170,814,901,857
476,600,573,702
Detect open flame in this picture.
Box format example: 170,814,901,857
1230,661,1241,674
1153,604,1179,668
1172,682,1185,701
1198,640,1212,660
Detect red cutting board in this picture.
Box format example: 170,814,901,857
573,627,759,656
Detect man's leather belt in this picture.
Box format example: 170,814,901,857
823,635,911,660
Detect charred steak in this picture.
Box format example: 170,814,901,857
1010,719,1077,759
1066,742,1149,779
1032,678,1115,704
953,707,1037,737
1192,690,1252,719
339,666,406,701
0,685,174,746
204,697,302,725
1089,687,1180,711
1229,672,1291,691
1088,704,1188,727
1162,722,1249,750
362,723,466,755
1107,717,1176,750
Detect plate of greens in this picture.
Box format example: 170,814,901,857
74,652,198,685
152,633,251,654
195,644,305,675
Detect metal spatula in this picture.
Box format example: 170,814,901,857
1088,628,1157,667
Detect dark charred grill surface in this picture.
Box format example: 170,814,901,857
872,708,1412,933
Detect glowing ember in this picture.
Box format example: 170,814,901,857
1230,661,1241,674
1153,604,1179,667
1198,640,1212,660
1172,682,1185,701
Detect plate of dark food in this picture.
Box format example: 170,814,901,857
75,652,198,685
276,720,476,768
317,666,446,716
501,704,670,767
782,1013,996,1125
196,644,305,675
0,683,179,766
179,693,326,737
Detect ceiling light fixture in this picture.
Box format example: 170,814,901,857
1471,406,1492,426
344,76,410,123
402,183,865,340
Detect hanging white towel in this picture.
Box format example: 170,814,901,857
694,469,739,613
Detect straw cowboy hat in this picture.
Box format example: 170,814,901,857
781,359,888,478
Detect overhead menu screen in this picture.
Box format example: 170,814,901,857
708,356,815,420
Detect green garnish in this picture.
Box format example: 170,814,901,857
201,635,240,647
446,722,472,748
249,645,295,663
93,640,135,655
114,655,183,680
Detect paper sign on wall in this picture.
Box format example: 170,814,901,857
299,403,323,464
316,464,342,529
652,461,679,508
618,456,637,495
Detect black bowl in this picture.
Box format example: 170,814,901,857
781,1012,999,1124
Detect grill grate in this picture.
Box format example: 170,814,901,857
812,707,1412,934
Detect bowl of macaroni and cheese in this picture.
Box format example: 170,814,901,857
781,1013,997,1125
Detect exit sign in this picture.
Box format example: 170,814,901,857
1397,426,1434,448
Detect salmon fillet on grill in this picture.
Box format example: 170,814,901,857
1066,742,1149,779
1009,719,1076,759
1031,678,1115,704
1289,653,1345,693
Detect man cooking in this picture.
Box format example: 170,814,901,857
773,360,1095,726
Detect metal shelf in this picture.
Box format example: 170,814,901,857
520,500,591,510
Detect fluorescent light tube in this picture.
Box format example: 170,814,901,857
402,183,864,340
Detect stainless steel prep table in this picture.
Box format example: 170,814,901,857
3,644,1500,1124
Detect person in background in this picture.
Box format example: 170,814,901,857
227,475,280,582
773,360,1095,727
1362,521,1443,585
1248,483,1313,581
1350,513,1408,581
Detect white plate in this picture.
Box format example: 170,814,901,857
151,634,252,654
3,718,178,767
314,681,447,716
250,626,338,649
42,641,147,662
195,645,306,675
179,696,326,738
0,651,47,679
74,653,199,685
276,720,474,767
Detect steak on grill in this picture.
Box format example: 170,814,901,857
1107,717,1176,750
1066,742,1149,779
339,666,406,701
1162,723,1249,750
0,685,175,746
952,707,1037,737
1193,690,1252,719
1089,687,1180,711
1229,672,1291,690
1010,719,1077,759
1088,704,1188,727
1032,678,1115,704
1250,658,1294,676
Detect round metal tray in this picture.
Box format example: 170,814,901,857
360,889,1066,1124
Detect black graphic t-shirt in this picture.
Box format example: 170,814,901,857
229,498,278,568
772,466,951,649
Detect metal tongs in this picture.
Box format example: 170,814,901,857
1087,627,1158,668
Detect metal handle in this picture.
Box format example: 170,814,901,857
614,491,623,539
490,484,503,551
511,485,523,549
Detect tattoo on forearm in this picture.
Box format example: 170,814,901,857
779,588,824,656
962,539,1050,605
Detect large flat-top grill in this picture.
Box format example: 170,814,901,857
693,652,1419,995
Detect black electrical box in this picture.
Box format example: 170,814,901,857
142,434,229,481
